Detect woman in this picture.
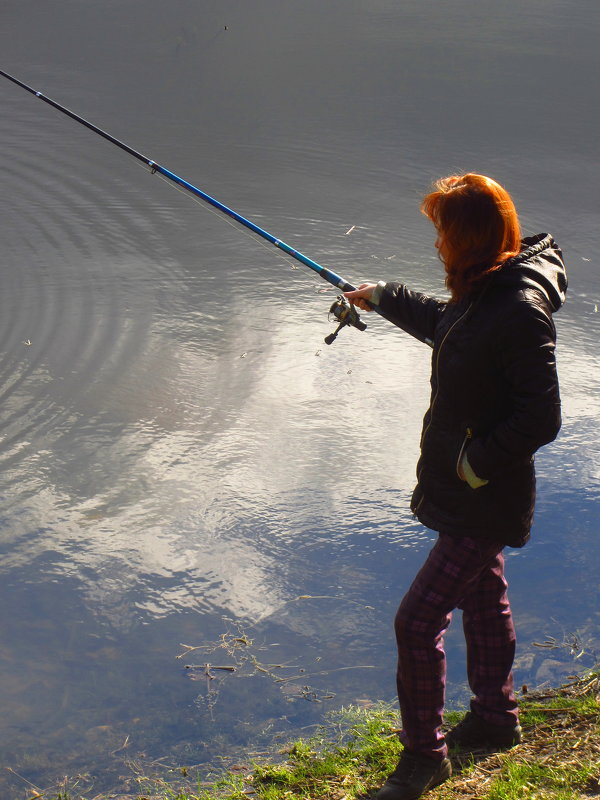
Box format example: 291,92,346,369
344,174,566,800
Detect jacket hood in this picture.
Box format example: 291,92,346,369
496,233,567,312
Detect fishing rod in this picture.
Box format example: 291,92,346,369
1,68,422,345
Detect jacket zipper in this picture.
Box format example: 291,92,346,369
414,302,473,513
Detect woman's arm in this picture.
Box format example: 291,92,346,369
344,282,446,345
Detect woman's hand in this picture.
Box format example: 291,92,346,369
343,283,377,312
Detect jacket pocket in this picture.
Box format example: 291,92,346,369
456,428,472,479
457,428,489,489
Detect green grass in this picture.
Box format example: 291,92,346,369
520,692,599,726
248,706,401,800
485,760,598,800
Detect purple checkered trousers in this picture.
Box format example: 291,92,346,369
394,532,518,760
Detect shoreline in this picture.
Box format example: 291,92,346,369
38,668,599,800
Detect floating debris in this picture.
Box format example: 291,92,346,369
345,225,356,235
178,620,376,716
294,594,375,610
184,664,236,672
176,643,203,659
533,637,560,649
110,734,130,755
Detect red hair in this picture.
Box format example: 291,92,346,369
421,173,521,301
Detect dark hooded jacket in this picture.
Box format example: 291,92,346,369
377,234,567,547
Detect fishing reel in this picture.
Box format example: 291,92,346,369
324,295,367,345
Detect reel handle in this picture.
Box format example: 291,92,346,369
324,296,367,344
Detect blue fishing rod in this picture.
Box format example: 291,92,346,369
1,68,422,345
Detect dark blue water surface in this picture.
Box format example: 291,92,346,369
1,1,599,796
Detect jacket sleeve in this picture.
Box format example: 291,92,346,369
377,282,446,344
466,294,562,479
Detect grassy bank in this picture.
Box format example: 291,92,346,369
45,670,599,800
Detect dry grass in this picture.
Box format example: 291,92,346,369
434,673,600,799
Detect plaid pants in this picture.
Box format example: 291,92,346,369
394,532,518,759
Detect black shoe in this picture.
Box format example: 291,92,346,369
375,750,451,800
445,711,522,752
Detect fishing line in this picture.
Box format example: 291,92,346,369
0,68,429,345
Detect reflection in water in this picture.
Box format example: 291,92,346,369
1,0,600,794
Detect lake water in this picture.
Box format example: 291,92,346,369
1,0,599,796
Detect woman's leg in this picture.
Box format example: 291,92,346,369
394,533,506,759
458,550,519,726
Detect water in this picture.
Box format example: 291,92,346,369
1,0,599,796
